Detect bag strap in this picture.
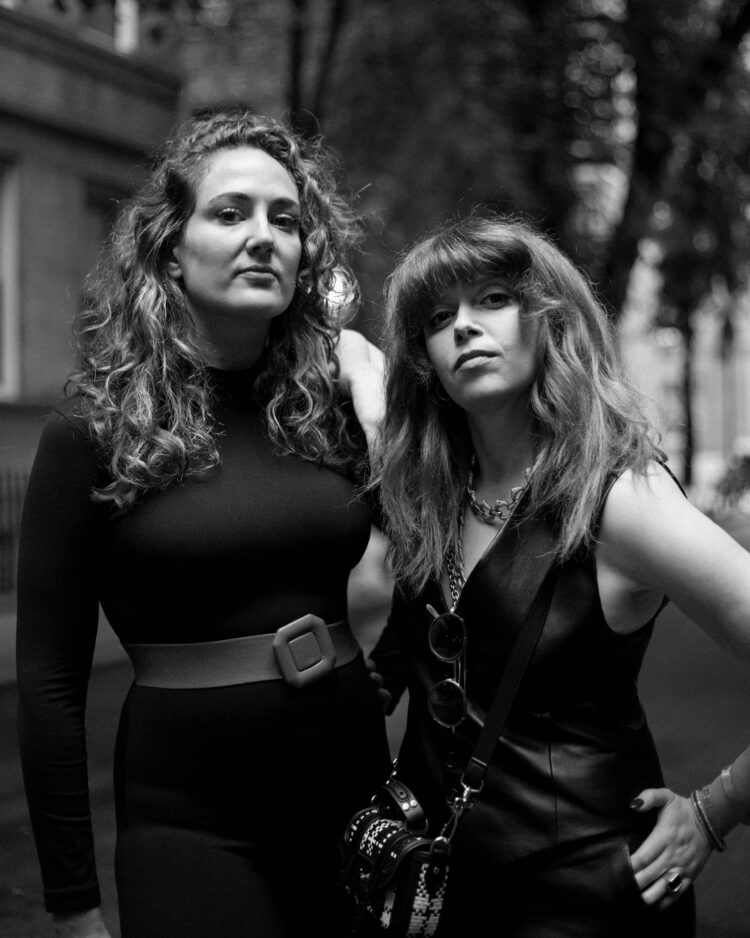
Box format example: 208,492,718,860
460,530,557,793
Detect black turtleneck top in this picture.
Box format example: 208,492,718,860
16,366,373,912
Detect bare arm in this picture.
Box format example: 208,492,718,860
596,463,750,907
333,329,385,454
597,464,750,662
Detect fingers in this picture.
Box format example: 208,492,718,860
363,655,384,679
363,656,392,711
641,869,692,910
629,786,673,814
367,667,384,689
628,788,676,883
637,866,691,908
627,788,713,909
377,688,392,710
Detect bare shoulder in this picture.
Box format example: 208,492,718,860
595,465,677,631
599,463,750,645
337,327,378,352
600,463,691,544
337,327,366,348
604,462,685,511
597,461,709,588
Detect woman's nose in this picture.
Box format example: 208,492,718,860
246,216,274,254
453,303,481,342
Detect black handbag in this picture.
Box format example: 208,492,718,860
339,774,451,936
339,561,557,938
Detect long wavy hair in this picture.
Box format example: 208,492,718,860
376,211,664,592
68,108,363,510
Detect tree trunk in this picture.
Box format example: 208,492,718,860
682,322,694,488
599,0,750,319
287,0,351,137
311,0,350,122
288,0,311,136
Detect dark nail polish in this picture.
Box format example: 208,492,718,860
629,798,644,810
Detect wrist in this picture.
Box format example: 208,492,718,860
704,751,750,841
691,785,728,851
720,764,750,825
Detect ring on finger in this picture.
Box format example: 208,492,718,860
662,871,684,895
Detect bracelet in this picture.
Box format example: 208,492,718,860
721,765,750,825
690,790,713,846
690,788,727,852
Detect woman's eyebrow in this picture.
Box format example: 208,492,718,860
206,192,300,209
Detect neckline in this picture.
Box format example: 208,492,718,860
440,487,530,613
206,362,263,377
206,352,267,381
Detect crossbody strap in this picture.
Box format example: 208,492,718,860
460,552,557,792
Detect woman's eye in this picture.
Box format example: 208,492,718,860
216,207,243,223
426,309,454,331
481,290,512,307
273,214,300,232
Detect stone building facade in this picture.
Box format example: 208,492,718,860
0,2,179,588
0,3,179,468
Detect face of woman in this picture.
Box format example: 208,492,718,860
423,277,538,417
169,146,302,333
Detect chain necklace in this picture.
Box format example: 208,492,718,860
445,508,466,612
466,457,531,525
448,461,531,607
442,470,529,732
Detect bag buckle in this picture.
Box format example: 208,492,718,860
273,614,336,688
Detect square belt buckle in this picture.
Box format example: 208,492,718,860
272,614,337,688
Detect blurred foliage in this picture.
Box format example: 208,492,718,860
47,0,750,453
52,0,750,328
335,0,750,326
712,453,750,512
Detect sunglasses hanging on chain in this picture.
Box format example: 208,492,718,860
339,531,558,938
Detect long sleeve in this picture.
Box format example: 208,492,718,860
16,408,104,914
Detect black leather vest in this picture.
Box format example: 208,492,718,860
390,503,664,863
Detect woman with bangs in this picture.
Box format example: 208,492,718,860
16,108,390,938
369,211,750,936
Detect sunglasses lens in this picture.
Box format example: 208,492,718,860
428,679,467,728
428,613,465,662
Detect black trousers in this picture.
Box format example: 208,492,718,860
435,833,696,938
112,658,390,938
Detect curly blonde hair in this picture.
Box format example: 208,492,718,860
69,108,363,510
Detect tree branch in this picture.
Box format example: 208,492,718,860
311,0,350,122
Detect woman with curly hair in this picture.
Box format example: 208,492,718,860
369,211,750,936
16,108,390,938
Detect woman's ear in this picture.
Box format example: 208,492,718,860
167,245,182,280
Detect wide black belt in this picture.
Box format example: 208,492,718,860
124,614,360,689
